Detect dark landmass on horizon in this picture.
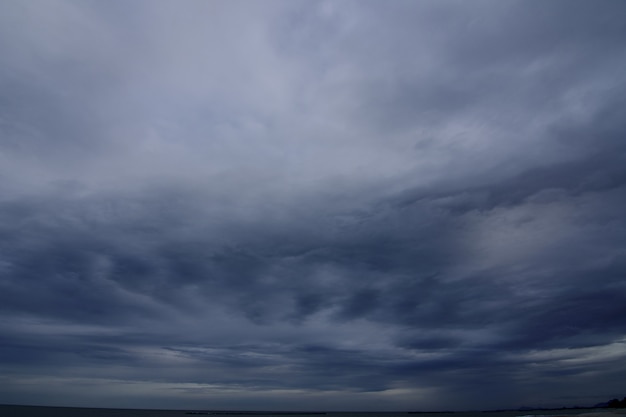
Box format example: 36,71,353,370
2,397,626,415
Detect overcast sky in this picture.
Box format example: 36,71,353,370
1,0,626,412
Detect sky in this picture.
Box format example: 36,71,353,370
0,0,625,412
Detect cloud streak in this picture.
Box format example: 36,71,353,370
1,0,625,411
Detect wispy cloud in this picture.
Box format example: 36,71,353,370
1,0,625,411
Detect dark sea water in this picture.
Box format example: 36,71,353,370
0,406,616,417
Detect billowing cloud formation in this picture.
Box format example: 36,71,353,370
1,0,625,411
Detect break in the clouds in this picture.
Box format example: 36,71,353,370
1,0,626,411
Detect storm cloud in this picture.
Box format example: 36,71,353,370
1,0,625,411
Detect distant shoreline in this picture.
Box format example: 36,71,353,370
2,404,626,416
186,413,327,416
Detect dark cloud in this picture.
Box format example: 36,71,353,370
0,0,625,412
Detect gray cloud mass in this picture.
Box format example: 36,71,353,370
0,0,625,412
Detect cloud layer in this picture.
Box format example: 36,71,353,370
1,0,625,411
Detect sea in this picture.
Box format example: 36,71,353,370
0,406,619,417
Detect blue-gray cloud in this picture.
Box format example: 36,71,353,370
0,0,625,411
